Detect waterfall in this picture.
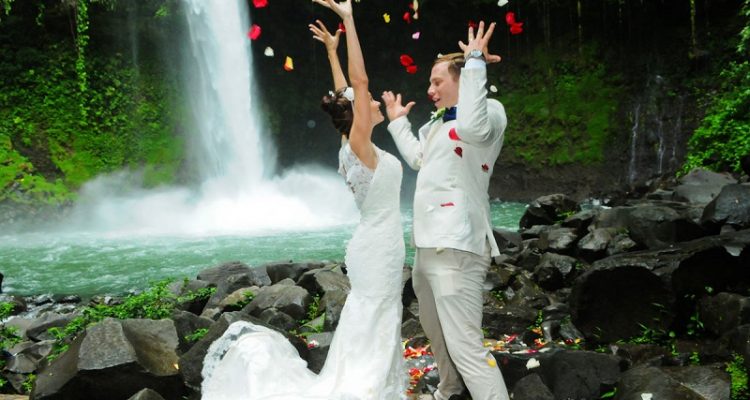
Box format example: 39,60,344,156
55,0,358,236
628,103,641,183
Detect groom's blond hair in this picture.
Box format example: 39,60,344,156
433,52,465,81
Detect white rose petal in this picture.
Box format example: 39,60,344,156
498,0,509,6
641,394,653,400
264,47,274,57
525,358,540,370
490,85,498,93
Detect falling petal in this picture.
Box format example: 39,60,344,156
468,20,478,30
487,358,497,367
526,358,540,369
403,11,412,24
338,22,346,33
264,46,274,57
248,24,261,40
413,0,419,19
482,163,489,172
641,395,653,400
252,0,268,8
449,128,461,141
454,147,463,157
412,31,421,40
505,12,516,25
497,0,508,6
400,54,414,66
284,56,294,71
510,22,523,35
383,13,391,23
490,84,498,93
406,64,418,74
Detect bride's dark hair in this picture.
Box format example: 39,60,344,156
321,88,353,137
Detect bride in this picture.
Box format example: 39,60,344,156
201,1,407,399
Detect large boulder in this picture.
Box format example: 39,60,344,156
519,194,578,229
614,365,730,400
673,168,737,204
32,318,184,400
701,184,750,231
511,373,554,400
242,279,311,321
297,264,351,296
263,261,325,284
698,293,750,337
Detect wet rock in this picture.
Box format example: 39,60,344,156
615,364,730,400
32,318,184,400
263,261,325,284
492,228,523,255
169,279,211,315
171,310,214,354
537,227,578,253
26,312,75,342
243,279,311,321
519,194,578,229
511,373,554,400
701,184,750,230
673,168,737,204
577,228,616,260
303,332,334,374
320,290,348,331
297,264,351,296
483,304,537,339
534,253,578,291
593,204,704,249
561,209,599,232
699,293,750,337
539,350,623,400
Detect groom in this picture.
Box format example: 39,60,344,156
382,21,509,400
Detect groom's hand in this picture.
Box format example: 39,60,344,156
381,91,415,122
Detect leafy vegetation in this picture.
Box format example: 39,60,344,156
184,328,209,343
46,279,215,360
682,0,750,174
727,353,749,400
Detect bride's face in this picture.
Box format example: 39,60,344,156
368,93,385,126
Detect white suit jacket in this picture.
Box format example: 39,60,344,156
387,66,506,257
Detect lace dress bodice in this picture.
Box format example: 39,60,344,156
338,141,375,210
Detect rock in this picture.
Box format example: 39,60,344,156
297,264,350,296
511,373,554,400
519,194,578,229
506,274,550,310
169,279,211,315
701,184,750,230
126,388,166,400
32,318,184,400
569,264,673,343
537,227,578,253
492,229,523,254
263,261,325,284
401,318,423,339
196,261,252,285
520,225,552,240
720,324,750,370
257,308,297,332
218,287,259,312
6,340,54,374
606,232,638,256
699,293,750,336
534,253,578,291
615,365,730,400
243,280,311,321
741,154,750,177
577,228,615,260
593,204,705,249
562,209,599,232
26,312,74,342
204,272,268,311
171,310,214,354
320,290,348,331
484,263,514,292
539,350,623,400
516,247,543,272
673,168,737,204
482,304,537,339
303,332,334,374
613,342,672,368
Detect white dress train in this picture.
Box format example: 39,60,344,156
201,145,407,400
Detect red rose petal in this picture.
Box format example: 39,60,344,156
338,22,346,33
448,128,461,141
468,20,478,29
405,64,418,74
510,22,523,35
454,146,463,157
403,11,412,24
253,0,267,8
505,12,516,25
440,202,455,207
400,54,414,67
248,24,261,40
482,163,489,172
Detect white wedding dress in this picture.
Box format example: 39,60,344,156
201,144,407,400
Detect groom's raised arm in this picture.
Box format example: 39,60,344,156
383,91,422,170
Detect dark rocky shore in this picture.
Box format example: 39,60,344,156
1,168,749,400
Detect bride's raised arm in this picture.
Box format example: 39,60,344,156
313,0,377,170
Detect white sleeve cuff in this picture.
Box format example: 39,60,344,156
465,58,486,70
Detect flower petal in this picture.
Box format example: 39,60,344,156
449,128,461,141
405,64,418,74
482,163,489,172
400,54,414,66
454,146,463,157
284,56,294,71
440,202,455,207
252,0,268,8
383,13,391,23
248,24,261,40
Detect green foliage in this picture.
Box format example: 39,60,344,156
498,45,620,168
184,328,209,343
47,279,215,361
21,373,35,394
0,41,184,205
683,0,750,174
690,351,701,365
306,294,321,323
0,302,22,351
599,388,617,399
727,354,749,400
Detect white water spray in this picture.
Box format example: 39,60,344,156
58,0,357,236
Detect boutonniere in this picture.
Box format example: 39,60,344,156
430,107,447,122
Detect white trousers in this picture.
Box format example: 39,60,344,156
412,247,509,400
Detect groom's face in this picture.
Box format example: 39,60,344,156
427,62,459,109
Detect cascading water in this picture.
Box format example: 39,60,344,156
59,0,358,236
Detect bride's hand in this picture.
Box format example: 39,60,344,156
312,0,353,20
309,20,341,53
